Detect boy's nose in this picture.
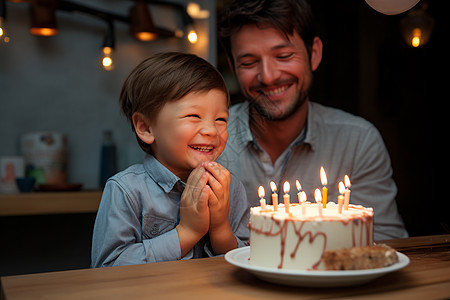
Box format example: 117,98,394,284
200,121,218,136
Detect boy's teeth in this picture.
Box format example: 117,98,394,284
192,146,213,152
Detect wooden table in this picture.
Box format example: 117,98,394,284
0,191,102,216
1,235,449,299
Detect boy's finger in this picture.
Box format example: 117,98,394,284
203,162,230,184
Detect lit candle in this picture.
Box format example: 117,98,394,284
338,181,345,214
320,166,328,208
300,191,307,216
258,185,266,209
283,181,290,213
314,188,323,217
295,180,302,203
344,175,351,210
270,181,278,211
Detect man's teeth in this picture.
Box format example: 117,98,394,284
191,146,213,152
262,86,288,96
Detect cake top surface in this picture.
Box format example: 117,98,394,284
251,202,373,221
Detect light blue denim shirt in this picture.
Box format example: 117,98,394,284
217,101,408,241
91,155,250,268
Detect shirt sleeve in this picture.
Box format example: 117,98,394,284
352,125,409,241
228,174,250,247
91,179,181,268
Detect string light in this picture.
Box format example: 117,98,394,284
1,1,199,67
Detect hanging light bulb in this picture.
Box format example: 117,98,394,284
186,25,198,44
100,20,115,71
0,0,10,43
101,46,113,71
400,5,434,48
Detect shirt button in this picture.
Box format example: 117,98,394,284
150,224,159,235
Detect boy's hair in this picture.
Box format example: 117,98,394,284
217,0,316,69
119,52,229,155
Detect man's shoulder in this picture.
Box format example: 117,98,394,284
310,101,374,131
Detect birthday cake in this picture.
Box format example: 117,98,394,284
249,202,374,270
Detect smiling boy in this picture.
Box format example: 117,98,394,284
91,52,249,267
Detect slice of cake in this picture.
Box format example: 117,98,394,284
322,244,399,270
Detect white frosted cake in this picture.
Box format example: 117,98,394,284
249,202,374,270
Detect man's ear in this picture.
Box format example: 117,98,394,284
132,112,155,145
310,37,323,72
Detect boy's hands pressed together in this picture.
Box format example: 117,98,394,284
203,161,237,254
176,166,210,257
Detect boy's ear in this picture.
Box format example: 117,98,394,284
132,112,155,144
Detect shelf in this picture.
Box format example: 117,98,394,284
0,190,102,216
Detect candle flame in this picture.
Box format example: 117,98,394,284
270,181,277,193
339,181,345,194
295,180,302,191
344,175,351,188
314,188,322,203
320,166,328,186
283,181,290,194
300,191,307,203
258,186,265,198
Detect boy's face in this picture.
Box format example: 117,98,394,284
150,89,229,180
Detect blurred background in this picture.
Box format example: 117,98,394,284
0,0,446,276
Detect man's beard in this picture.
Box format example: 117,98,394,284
248,80,309,122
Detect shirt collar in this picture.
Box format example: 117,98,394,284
143,155,185,193
303,101,317,151
235,101,313,151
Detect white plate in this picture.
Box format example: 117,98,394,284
225,246,409,287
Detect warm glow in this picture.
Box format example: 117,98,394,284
320,166,328,186
135,32,157,41
314,188,322,203
270,181,277,193
187,30,198,44
300,191,307,203
283,181,290,194
344,175,351,188
103,47,112,55
258,186,265,198
339,181,346,194
102,57,112,67
0,28,3,37
101,47,113,71
295,180,302,191
30,27,58,36
187,2,210,19
411,28,422,47
187,3,200,16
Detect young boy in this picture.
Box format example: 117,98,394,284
91,52,249,268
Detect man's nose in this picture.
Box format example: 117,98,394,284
258,59,281,85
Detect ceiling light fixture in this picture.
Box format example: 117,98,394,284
29,0,58,36
101,20,115,71
130,1,157,41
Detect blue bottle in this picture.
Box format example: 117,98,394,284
99,130,117,188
